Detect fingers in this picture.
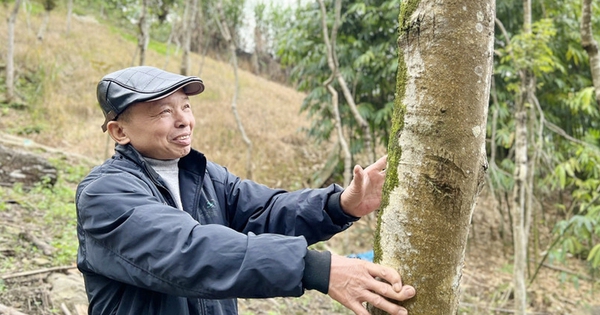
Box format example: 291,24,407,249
328,255,415,315
366,264,415,302
346,289,411,315
352,164,364,186
366,155,387,172
363,290,410,315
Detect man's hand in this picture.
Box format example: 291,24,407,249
328,254,415,315
340,155,387,217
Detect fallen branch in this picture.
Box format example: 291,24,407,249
0,132,100,165
1,265,77,280
60,303,72,315
531,260,593,281
19,231,55,256
0,303,30,315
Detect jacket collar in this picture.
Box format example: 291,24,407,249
114,144,207,181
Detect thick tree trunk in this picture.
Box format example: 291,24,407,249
371,1,495,314
581,0,600,108
6,0,23,103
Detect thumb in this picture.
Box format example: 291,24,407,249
351,164,364,189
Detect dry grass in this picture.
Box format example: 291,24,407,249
0,3,326,189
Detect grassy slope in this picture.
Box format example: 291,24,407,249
0,2,323,190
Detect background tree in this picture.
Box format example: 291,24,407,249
215,0,253,179
180,0,198,75
5,0,23,103
65,0,72,34
371,1,495,314
581,0,600,109
136,0,150,65
36,0,56,40
275,0,401,182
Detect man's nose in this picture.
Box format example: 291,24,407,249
175,110,191,127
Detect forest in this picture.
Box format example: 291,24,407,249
1,0,600,314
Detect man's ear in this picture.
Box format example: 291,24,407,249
106,121,130,145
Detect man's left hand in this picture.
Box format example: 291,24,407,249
340,155,387,217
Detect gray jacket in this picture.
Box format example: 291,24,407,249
76,144,356,314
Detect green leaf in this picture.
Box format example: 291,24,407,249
587,244,600,268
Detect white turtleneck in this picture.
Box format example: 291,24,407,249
143,157,183,210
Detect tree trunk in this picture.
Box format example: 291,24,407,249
511,0,534,313
66,0,73,34
371,1,495,314
180,0,196,75
581,0,600,108
6,0,23,103
317,0,352,187
137,0,150,66
216,0,253,180
36,8,50,41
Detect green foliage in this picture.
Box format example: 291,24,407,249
499,19,560,78
274,0,401,154
488,0,600,277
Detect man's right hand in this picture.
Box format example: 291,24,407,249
328,254,416,315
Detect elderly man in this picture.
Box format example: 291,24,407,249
75,66,415,315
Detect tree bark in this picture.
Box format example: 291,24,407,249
6,0,23,103
371,1,495,314
581,0,600,109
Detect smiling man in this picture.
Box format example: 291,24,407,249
75,66,415,315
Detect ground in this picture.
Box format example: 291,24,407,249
0,185,598,315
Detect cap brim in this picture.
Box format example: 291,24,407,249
145,80,205,102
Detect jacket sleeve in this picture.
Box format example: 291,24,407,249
205,162,359,245
76,172,312,299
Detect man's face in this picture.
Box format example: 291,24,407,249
117,89,195,160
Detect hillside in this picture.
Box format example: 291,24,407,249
0,3,598,315
0,3,323,190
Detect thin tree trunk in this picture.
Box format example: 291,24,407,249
66,0,73,34
371,1,495,314
216,1,253,179
180,0,194,75
581,0,600,108
6,0,23,103
512,109,528,315
319,0,375,165
137,0,150,66
511,0,533,313
317,0,352,187
36,8,49,41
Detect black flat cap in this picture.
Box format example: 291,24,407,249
97,66,205,132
